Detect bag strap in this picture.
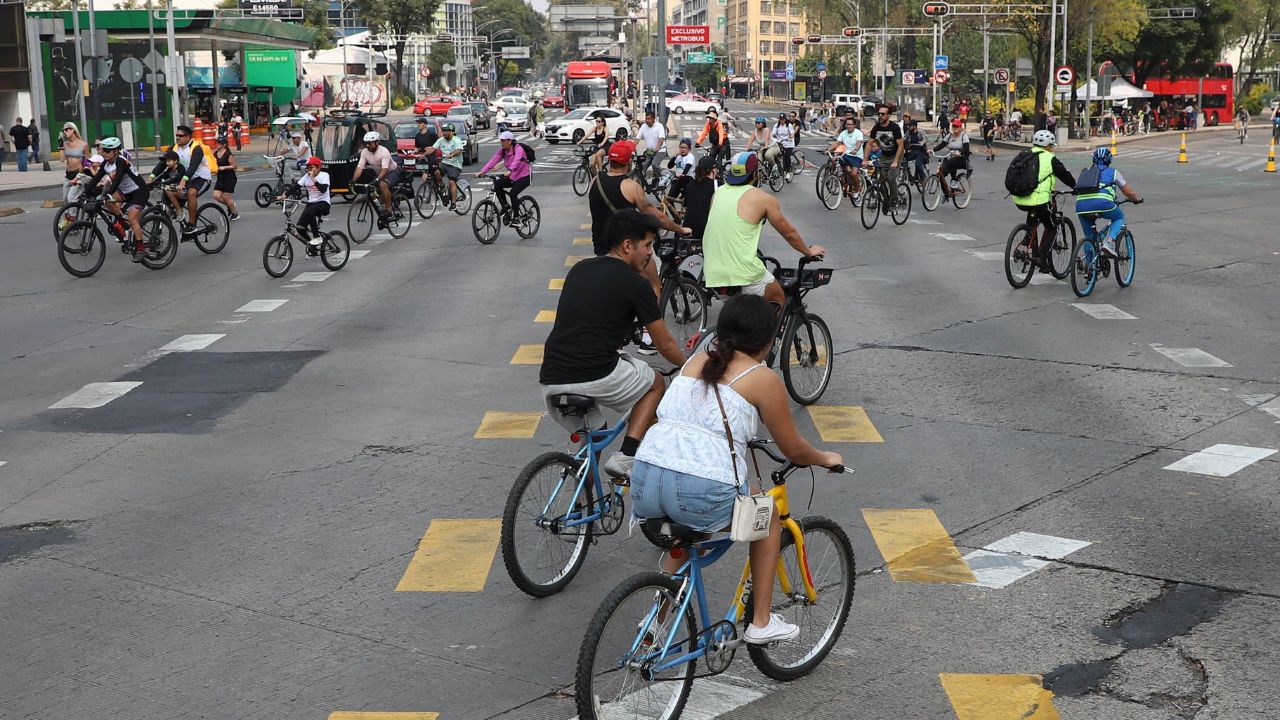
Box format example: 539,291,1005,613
592,173,621,214
710,382,743,493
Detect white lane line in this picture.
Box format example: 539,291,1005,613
570,676,768,720
1199,155,1236,167
348,250,370,259
964,532,1092,589
966,250,1004,261
1237,158,1268,171
0,461,6,469
281,283,305,288
1150,344,1232,368
1028,274,1063,285
236,299,289,313
1163,444,1277,477
291,271,333,282
906,218,942,225
1071,303,1137,320
1236,393,1275,407
1258,397,1280,420
158,334,225,352
931,232,976,241
49,382,144,409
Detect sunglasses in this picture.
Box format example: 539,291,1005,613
176,133,189,138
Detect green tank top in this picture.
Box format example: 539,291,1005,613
703,184,767,288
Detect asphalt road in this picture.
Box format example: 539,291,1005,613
2,103,1278,720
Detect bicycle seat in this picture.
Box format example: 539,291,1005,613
642,518,713,543
551,393,597,417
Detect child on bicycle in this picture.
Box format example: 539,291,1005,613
665,138,696,199
290,156,331,249
1074,147,1143,258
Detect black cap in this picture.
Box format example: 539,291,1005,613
696,155,716,173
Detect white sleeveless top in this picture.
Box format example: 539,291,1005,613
634,363,765,486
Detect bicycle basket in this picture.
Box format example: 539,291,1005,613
775,267,834,290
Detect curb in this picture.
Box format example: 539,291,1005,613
0,206,27,217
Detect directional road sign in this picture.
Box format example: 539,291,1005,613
934,54,949,70
727,66,735,75
994,68,1010,84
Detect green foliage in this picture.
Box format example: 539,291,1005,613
391,90,414,110
1242,83,1268,114
300,0,336,54
351,0,442,92
474,0,548,60
427,41,456,71
1124,0,1237,86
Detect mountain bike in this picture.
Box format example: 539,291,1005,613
148,183,230,255
574,439,855,720
757,149,785,191
859,164,911,229
254,155,297,208
1235,118,1247,144
1070,198,1140,297
414,165,474,219
56,195,177,277
346,180,413,243
572,146,599,196
651,171,687,224
921,156,972,211
1004,190,1076,288
815,152,863,211
470,174,541,245
262,194,351,277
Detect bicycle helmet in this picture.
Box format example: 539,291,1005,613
362,130,382,143
1032,129,1056,147
100,136,122,150
306,156,324,167
755,116,766,124
441,123,456,132
1092,147,1113,166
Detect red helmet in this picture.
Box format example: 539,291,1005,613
305,156,323,167
951,119,963,128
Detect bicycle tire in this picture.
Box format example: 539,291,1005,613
768,164,785,192
576,572,697,720
792,149,809,176
780,312,833,405
1070,237,1098,297
572,165,591,196
515,196,541,239
1115,228,1135,287
859,183,880,229
415,179,438,219
347,196,375,244
1004,224,1034,289
658,273,708,354
254,183,275,208
747,516,855,681
56,220,105,278
471,199,501,245
500,452,594,597
890,180,912,225
922,175,943,211
1050,218,1076,279
138,211,178,270
320,230,350,271
262,234,293,277
52,201,83,239
193,203,229,254
386,196,413,239
951,175,972,209
453,183,473,215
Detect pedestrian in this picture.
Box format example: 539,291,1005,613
212,134,240,221
231,111,244,150
980,113,996,161
28,119,40,163
532,100,546,138
9,117,31,171
59,122,89,198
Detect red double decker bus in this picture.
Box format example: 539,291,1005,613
1140,62,1234,128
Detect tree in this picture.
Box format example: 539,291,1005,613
1120,0,1237,86
1224,0,1279,103
426,41,456,88
351,0,442,92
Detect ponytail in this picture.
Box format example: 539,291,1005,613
698,294,775,386
699,335,738,385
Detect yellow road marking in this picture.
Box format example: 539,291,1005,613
808,406,884,442
784,344,828,367
329,713,440,720
511,344,544,364
572,237,592,245
534,310,556,322
396,519,502,592
939,674,1061,720
861,509,977,583
565,254,592,266
474,411,541,439
549,278,565,290
579,223,591,229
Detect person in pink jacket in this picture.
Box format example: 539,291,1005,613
477,130,531,223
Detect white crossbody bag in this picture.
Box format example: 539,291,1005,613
712,383,774,542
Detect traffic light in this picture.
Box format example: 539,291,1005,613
921,1,950,17
791,36,806,45
806,34,823,44
841,27,861,37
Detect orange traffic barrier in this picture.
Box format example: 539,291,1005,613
1266,139,1276,173
1176,132,1188,164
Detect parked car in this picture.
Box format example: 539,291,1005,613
391,118,479,165
542,94,565,109
666,93,721,114
445,105,475,132
544,106,631,144
413,95,463,116
489,95,534,114
467,101,492,129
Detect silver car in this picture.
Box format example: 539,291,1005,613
504,109,530,131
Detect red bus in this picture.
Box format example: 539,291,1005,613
563,61,615,110
1140,62,1234,128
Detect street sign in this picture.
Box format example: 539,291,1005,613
994,68,1009,84
686,51,715,64
666,25,710,44
1055,65,1075,85
420,67,431,78
934,55,949,70
816,62,827,71
934,69,949,84
842,26,861,37
786,63,795,81
1016,57,1033,76
818,69,827,80
1269,32,1280,43
1008,81,1016,92
902,70,916,85
727,66,735,75
239,0,293,18
922,1,950,17
501,46,531,59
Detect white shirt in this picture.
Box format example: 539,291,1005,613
773,123,795,148
636,121,666,153
1010,110,1023,123
173,141,212,181
670,152,695,177
288,140,311,161
298,171,331,204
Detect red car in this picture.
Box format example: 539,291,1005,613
542,94,565,108
413,95,462,116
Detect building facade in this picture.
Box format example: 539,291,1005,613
723,0,812,92
435,0,476,88
670,0,725,62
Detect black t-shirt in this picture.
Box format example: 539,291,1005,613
415,129,438,151
9,125,30,149
870,121,902,159
683,178,716,239
588,173,634,255
540,256,661,385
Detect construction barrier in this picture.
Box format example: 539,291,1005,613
1267,139,1276,174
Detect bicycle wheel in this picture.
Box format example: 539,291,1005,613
193,203,229,254
572,165,591,196
415,179,438,219
815,166,842,211
1115,228,1135,287
262,234,293,277
1070,237,1099,297
576,572,697,720
859,184,880,229
52,202,82,239
320,230,350,271
890,181,912,225
780,312,833,405
768,164,784,192
138,212,178,270
747,516,855,681
471,199,501,245
658,273,708,353
500,452,594,597
515,196,541,239
1049,218,1076,279
792,149,809,176
56,221,105,278
1004,224,1034,289
347,196,375,244
386,196,413,239
254,183,275,208
921,175,943,211
951,175,972,209
453,183,473,215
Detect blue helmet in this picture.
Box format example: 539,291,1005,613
755,116,767,124
1092,147,1113,167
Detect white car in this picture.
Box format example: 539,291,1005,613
666,93,721,114
489,95,533,114
544,106,631,144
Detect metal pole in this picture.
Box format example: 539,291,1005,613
1083,15,1092,141
71,0,88,137
1046,0,1057,118
87,0,100,141
25,17,54,171
148,0,161,149
166,0,181,126
931,20,938,124
211,42,220,126
982,20,989,114
658,0,669,123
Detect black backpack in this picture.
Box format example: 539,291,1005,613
518,142,536,162
1004,148,1041,197
1073,165,1108,194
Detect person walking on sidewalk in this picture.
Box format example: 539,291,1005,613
9,117,30,172
28,120,40,164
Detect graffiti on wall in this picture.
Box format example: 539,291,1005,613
299,75,389,111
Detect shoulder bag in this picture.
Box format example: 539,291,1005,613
712,382,774,542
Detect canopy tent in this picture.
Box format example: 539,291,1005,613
1057,77,1154,101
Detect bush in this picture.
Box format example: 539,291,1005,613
1241,84,1267,116
390,91,414,111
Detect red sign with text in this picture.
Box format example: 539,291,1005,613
666,25,710,44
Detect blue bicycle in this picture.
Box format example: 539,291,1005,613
501,388,673,597
574,440,856,720
1070,197,1140,297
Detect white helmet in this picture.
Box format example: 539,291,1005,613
1032,129,1056,147
99,136,122,150
362,131,382,143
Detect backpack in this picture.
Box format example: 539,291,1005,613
518,141,536,163
1004,148,1039,197
1074,165,1102,193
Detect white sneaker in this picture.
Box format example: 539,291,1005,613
1101,238,1117,257
307,236,322,246
745,613,800,644
604,452,634,480
637,330,657,356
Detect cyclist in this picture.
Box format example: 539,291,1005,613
1074,147,1143,258
352,130,401,220
1273,106,1280,141
868,105,905,207
289,156,332,250
933,119,971,198
286,131,311,171
703,151,826,308
82,137,150,261
578,116,610,174
634,111,668,188
211,134,240,221
664,137,696,199
476,131,531,224
1235,105,1249,141
828,116,865,202
166,125,215,240
430,124,465,210
539,209,688,480
696,108,731,167
682,155,718,238
745,116,780,174
1012,130,1076,271
771,113,796,180
630,293,844,644
904,119,928,182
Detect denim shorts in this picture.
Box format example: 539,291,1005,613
630,460,739,532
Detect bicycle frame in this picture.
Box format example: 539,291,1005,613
540,415,630,533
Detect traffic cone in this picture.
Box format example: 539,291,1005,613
1177,132,1188,164
1110,131,1117,157
1266,139,1276,173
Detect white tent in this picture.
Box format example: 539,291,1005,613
1057,77,1153,101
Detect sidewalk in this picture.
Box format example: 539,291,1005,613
991,123,1235,154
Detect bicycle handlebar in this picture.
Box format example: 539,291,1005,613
748,439,852,475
